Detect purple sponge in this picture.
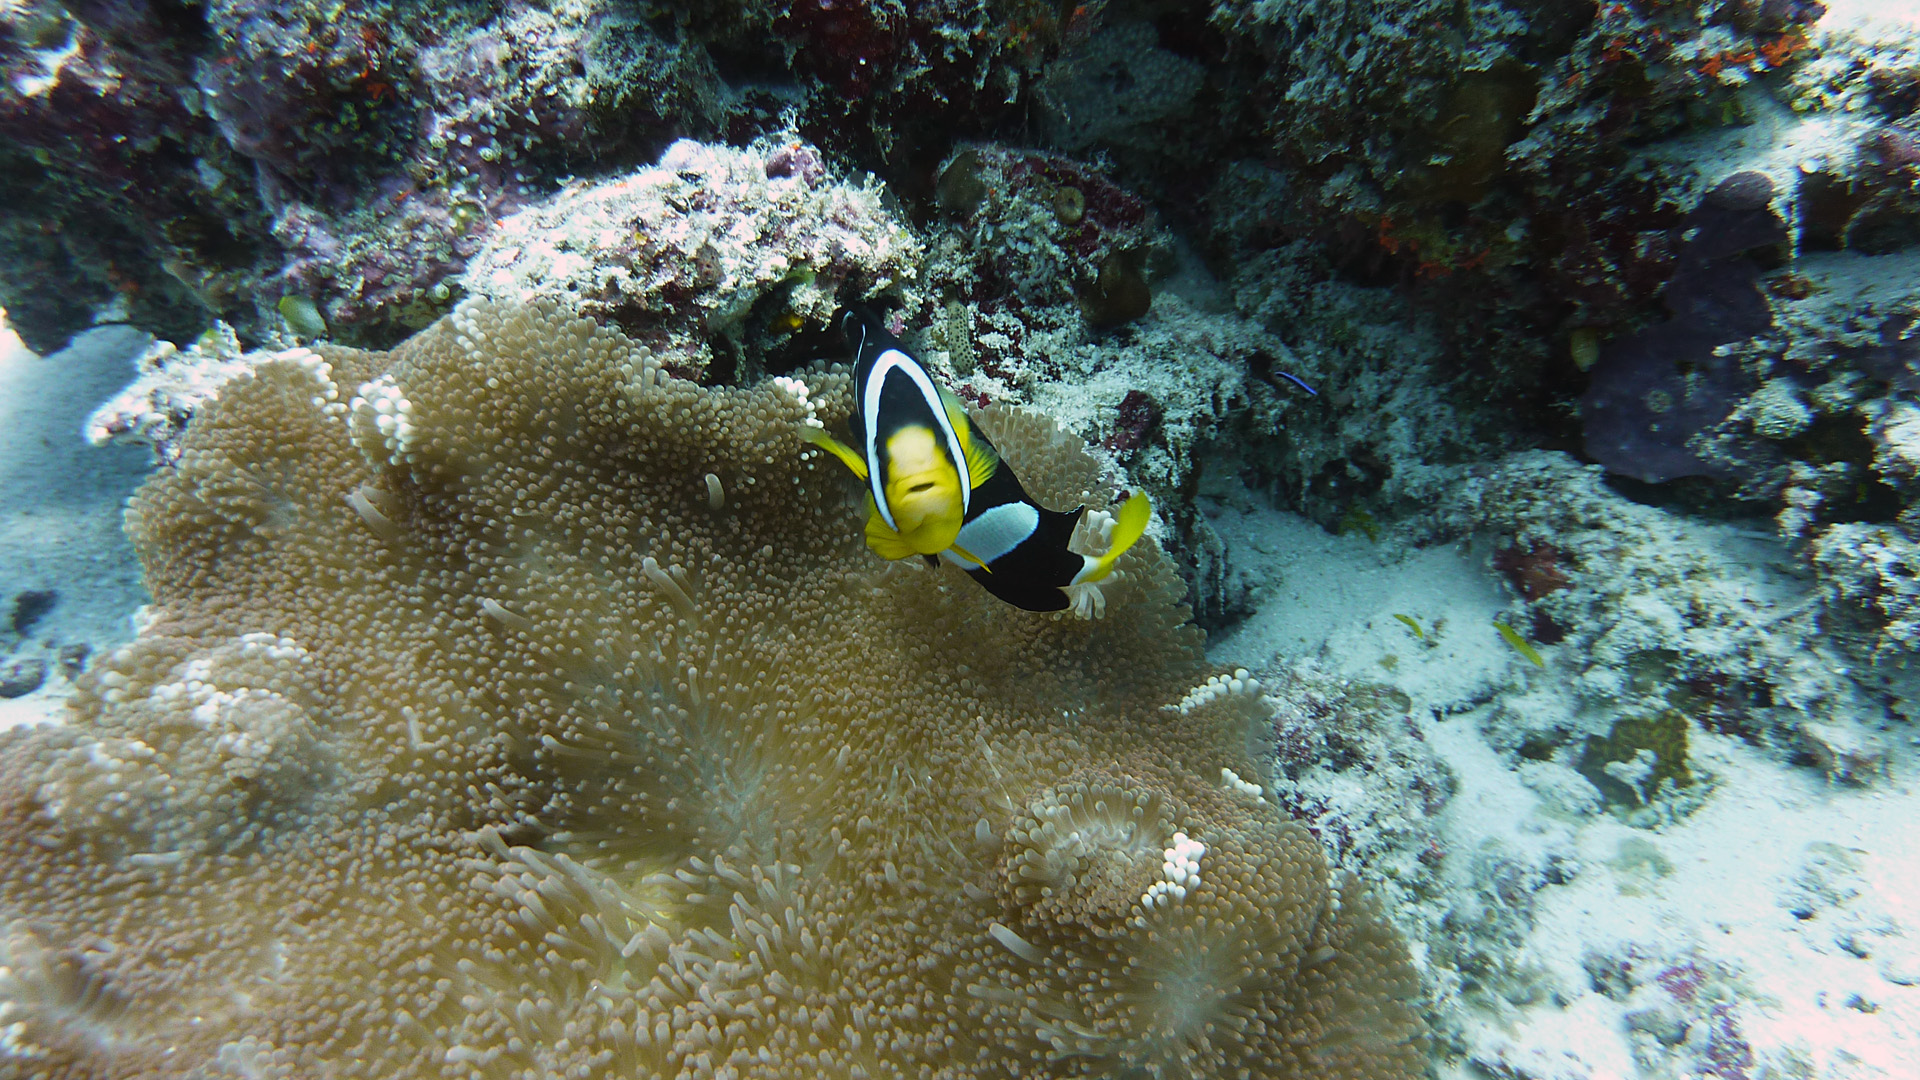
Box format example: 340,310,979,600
1581,173,1786,483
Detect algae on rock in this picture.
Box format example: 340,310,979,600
1576,710,1694,807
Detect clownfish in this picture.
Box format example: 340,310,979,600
803,307,1152,614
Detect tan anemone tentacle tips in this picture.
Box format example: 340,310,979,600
0,300,1426,1079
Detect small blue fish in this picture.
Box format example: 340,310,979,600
805,307,1151,612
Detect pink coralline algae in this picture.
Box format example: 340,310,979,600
1704,1004,1757,1080
1656,958,1709,1003
1104,388,1163,456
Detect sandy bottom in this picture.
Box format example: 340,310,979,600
1207,489,1920,1080
0,321,154,732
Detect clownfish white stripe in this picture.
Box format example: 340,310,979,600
861,347,970,531
947,502,1040,570
808,305,1155,613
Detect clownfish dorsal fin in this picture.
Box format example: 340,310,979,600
803,425,869,481
862,493,919,561
1079,491,1152,584
938,385,998,491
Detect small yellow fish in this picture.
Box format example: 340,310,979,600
1493,620,1546,667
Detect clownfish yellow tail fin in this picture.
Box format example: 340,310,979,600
1080,491,1152,584
803,425,868,481
938,385,998,489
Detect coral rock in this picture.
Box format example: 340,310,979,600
461,139,919,380
1492,542,1573,602
0,658,47,699
1580,173,1789,484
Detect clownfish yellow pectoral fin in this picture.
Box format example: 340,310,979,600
1080,492,1153,584
947,541,992,572
863,494,919,561
803,426,868,481
938,385,998,490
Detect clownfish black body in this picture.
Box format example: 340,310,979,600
804,307,1151,613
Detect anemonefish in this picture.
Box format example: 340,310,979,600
803,307,1152,613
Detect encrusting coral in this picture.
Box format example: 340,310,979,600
0,301,1425,1078
460,139,920,382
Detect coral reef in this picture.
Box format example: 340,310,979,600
1033,20,1207,156
1579,172,1789,484
13,0,1920,1072
1209,0,1826,364
1188,0,1920,554
460,139,918,381
1266,675,1452,871
1417,450,1894,787
1811,523,1920,654
80,137,918,456
917,143,1162,319
84,321,261,464
1262,672,1456,957
0,301,1426,1077
264,0,728,342
0,0,267,351
899,142,1345,620
0,0,728,352
0,0,1180,356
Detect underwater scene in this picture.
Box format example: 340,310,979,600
1,1,1918,1077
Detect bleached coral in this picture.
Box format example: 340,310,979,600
0,301,1426,1078
1424,451,1881,773
1812,523,1920,656
1139,831,1206,909
85,323,259,462
1173,667,1261,714
460,138,920,379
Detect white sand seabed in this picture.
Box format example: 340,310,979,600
1204,488,1920,1080
1821,0,1920,31
0,319,154,732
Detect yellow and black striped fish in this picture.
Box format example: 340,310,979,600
805,307,1150,612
